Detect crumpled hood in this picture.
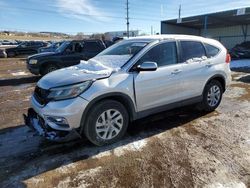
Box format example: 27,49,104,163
38,60,115,89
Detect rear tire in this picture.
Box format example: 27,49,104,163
84,100,129,146
41,64,58,76
198,80,223,112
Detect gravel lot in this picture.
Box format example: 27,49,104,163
0,58,249,188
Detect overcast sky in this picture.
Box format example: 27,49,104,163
0,0,250,34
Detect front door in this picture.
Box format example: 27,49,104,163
60,42,82,67
133,41,184,112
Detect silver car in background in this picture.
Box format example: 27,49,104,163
24,35,231,146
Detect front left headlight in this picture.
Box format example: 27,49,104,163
29,59,38,65
47,81,92,100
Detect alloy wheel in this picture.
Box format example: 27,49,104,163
207,85,221,107
95,109,123,140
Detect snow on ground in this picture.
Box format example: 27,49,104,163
230,59,250,69
113,138,148,157
11,71,29,76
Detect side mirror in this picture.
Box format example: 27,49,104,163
137,62,158,71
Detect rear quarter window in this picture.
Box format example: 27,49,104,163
204,43,220,58
179,41,206,62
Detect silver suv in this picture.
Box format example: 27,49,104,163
24,35,231,146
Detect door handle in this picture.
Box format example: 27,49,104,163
171,69,182,75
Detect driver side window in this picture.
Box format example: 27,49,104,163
66,42,83,53
65,44,74,53
137,42,177,67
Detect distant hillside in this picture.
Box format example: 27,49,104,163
0,31,72,40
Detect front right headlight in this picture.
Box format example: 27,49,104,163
47,81,92,101
29,59,38,65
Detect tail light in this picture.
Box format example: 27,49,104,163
226,52,231,64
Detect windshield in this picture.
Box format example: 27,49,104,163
88,40,149,69
18,42,27,48
55,41,71,53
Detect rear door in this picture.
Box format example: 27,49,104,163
133,41,185,111
18,42,32,55
28,42,41,54
178,40,209,99
81,41,105,60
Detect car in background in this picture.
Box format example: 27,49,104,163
230,41,250,59
38,41,64,53
5,41,48,57
103,40,114,47
112,37,124,43
0,40,19,45
27,39,108,75
1,40,13,45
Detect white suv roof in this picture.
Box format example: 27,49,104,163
127,34,222,48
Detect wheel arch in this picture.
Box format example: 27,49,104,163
39,61,61,74
204,74,226,93
79,92,136,134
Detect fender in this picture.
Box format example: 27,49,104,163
203,74,226,92
79,92,137,134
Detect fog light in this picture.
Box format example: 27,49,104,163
45,116,69,128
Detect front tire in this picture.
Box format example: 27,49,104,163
41,64,58,76
199,80,223,112
84,100,129,146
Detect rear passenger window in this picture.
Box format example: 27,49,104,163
204,43,220,58
84,42,104,52
138,42,177,67
180,41,206,62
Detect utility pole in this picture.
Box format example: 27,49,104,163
126,0,129,38
151,26,153,35
177,4,182,23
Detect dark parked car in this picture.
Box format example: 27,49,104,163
38,41,64,53
230,41,250,59
27,39,108,75
103,40,114,47
5,41,48,57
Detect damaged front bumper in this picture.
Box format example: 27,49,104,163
23,108,81,142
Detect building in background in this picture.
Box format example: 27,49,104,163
161,7,250,49
104,30,139,40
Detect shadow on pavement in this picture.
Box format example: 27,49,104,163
0,76,40,86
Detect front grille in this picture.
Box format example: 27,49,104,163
34,86,50,105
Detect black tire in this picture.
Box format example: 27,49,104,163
41,64,58,76
198,80,223,112
7,51,15,58
84,100,129,146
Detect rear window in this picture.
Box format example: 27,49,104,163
180,41,206,62
204,43,220,58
